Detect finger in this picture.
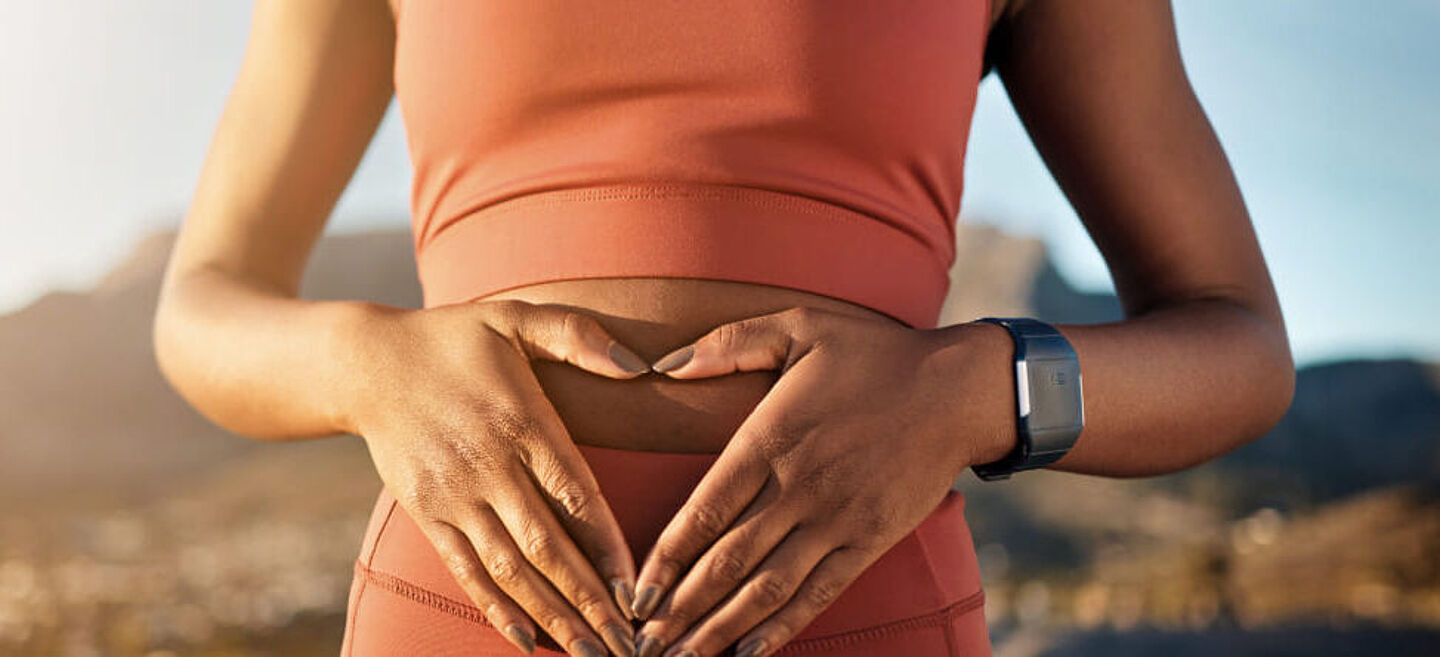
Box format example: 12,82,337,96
650,307,815,378
462,505,630,657
632,479,791,657
631,446,771,621
490,299,652,378
488,464,637,657
722,546,877,657
522,428,641,620
420,520,538,655
657,526,836,657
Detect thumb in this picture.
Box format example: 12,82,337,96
651,308,809,378
485,300,651,379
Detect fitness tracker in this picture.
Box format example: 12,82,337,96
970,317,1084,481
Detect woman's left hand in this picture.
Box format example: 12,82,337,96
628,307,1009,657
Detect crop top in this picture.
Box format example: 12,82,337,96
392,1,991,329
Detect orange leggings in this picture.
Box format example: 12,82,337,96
340,443,992,656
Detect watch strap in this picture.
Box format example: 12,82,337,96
970,317,1084,481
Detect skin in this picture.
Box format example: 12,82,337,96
152,1,1295,656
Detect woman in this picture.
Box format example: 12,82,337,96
153,0,1296,655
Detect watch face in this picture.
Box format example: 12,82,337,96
1022,357,1083,431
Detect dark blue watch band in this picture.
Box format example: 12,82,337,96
970,317,1085,481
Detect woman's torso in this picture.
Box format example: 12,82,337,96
394,0,1006,454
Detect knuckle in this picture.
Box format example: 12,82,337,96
766,618,797,646
485,553,524,586
657,603,693,629
559,309,601,342
803,577,843,608
709,318,755,350
857,508,892,538
485,406,542,447
480,299,527,332
570,591,609,621
751,574,794,608
536,609,568,640
549,482,595,519
521,529,561,565
783,305,817,325
748,425,793,463
706,550,749,585
446,553,485,586
685,503,728,538
793,459,839,497
649,552,685,588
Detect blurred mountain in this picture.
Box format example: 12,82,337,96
0,229,420,504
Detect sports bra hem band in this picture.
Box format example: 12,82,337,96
414,182,954,329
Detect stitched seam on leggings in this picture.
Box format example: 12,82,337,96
352,558,985,649
354,559,494,626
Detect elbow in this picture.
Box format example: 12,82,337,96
151,280,264,442
1233,320,1297,450
152,290,211,427
151,288,186,402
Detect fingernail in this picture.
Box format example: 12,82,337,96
503,623,536,654
674,650,698,657
736,638,768,657
612,577,637,621
603,622,637,657
571,636,607,657
636,634,664,657
651,345,694,373
631,584,662,620
609,340,651,375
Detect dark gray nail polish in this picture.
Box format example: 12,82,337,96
635,634,664,657
572,636,607,657
736,638,768,657
603,622,637,657
609,340,651,374
503,624,536,654
612,578,637,621
651,345,694,373
631,584,661,620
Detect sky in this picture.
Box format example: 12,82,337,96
1,1,1436,367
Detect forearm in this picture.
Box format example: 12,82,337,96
153,265,394,441
944,297,1296,478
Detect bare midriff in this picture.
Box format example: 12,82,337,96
476,277,906,455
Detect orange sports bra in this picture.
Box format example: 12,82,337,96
393,1,991,330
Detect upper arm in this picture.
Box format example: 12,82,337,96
169,0,396,295
989,0,1284,326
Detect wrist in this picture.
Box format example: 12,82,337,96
325,300,410,437
929,320,1020,470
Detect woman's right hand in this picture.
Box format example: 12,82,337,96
339,298,651,657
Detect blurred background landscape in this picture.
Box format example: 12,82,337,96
2,1,1438,656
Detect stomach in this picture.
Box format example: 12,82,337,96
474,277,904,454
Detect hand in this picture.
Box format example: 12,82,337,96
627,307,1003,657
340,299,653,657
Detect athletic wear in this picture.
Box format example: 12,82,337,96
342,444,991,656
346,1,998,653
394,0,992,329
